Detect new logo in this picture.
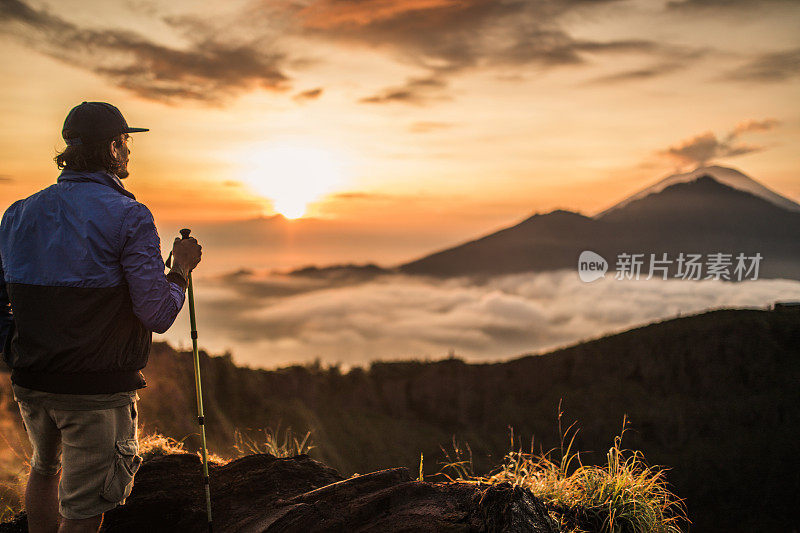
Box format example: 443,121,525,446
578,251,608,282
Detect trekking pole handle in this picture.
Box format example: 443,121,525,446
166,229,193,268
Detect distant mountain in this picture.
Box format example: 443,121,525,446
400,166,800,279
288,262,389,279
597,165,800,216
181,213,474,274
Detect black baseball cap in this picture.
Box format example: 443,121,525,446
62,102,149,146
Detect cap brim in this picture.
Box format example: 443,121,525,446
124,127,149,133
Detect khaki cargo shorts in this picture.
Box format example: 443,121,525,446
17,400,142,520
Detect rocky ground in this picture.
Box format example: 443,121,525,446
0,452,559,532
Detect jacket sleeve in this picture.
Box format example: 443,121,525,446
120,203,186,334
0,255,14,355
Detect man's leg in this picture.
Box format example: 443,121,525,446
25,468,60,533
26,472,105,533
55,403,139,531
17,401,63,533
57,515,103,533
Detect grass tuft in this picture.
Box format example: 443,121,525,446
438,411,688,533
233,424,314,458
0,429,33,521
137,431,230,465
0,469,26,522
138,432,187,460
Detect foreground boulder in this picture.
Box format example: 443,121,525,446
1,453,558,532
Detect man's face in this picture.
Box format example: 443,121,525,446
111,134,131,179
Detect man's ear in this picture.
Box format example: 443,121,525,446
109,139,119,160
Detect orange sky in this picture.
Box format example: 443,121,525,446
1,0,799,273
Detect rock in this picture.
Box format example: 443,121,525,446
0,453,559,532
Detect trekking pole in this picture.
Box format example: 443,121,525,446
167,228,213,532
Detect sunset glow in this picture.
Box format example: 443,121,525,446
0,0,797,271
239,141,348,219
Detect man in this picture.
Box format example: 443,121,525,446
0,102,202,533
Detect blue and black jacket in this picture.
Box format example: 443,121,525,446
0,170,186,394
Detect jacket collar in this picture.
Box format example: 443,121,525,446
57,169,136,200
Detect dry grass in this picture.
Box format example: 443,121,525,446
233,424,314,458
0,468,26,522
139,431,227,464
438,412,688,533
0,429,31,522
138,432,188,459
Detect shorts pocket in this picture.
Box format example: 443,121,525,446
100,439,142,504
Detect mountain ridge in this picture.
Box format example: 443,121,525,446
596,165,800,216
399,167,800,279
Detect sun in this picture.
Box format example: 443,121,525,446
240,141,347,218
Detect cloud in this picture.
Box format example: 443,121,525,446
297,0,623,70
585,62,685,85
288,0,685,102
359,75,450,105
330,191,393,200
584,47,707,85
124,0,160,18
659,119,781,166
408,121,455,133
0,175,14,183
660,132,757,167
293,87,324,102
730,118,781,135
0,0,291,104
2,0,711,105
723,47,800,83
156,270,800,369
666,0,797,10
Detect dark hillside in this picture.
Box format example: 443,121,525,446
1,308,797,531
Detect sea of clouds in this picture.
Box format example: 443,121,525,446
156,270,800,369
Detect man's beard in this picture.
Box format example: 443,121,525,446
115,146,130,179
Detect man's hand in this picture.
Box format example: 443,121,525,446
171,237,202,277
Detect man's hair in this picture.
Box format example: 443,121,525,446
54,134,127,174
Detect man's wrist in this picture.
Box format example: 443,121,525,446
167,263,190,288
